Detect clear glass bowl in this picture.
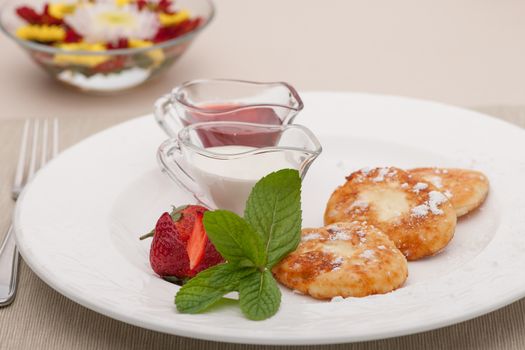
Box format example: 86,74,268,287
0,0,214,93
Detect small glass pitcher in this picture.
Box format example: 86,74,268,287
157,122,322,215
154,79,304,138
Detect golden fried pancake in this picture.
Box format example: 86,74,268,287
272,222,408,299
324,167,456,260
408,168,489,217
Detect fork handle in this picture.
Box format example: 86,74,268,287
0,225,20,307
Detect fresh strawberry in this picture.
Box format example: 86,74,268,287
177,206,224,274
156,0,173,13
41,4,63,25
149,212,191,277
16,5,63,25
152,18,202,43
186,212,207,270
174,205,208,243
142,205,224,279
16,6,41,24
107,38,129,50
194,238,224,273
92,56,127,74
63,27,82,43
136,0,147,11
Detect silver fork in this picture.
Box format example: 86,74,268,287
0,119,59,307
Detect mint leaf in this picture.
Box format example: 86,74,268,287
239,270,281,320
203,210,265,266
175,170,303,320
244,169,302,268
175,263,255,314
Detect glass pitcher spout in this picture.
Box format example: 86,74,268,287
178,121,322,178
256,123,322,179
155,79,304,138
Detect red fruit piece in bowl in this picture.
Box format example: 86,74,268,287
16,6,41,25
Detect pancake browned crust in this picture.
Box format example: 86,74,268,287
408,168,489,217
324,167,456,261
272,222,408,299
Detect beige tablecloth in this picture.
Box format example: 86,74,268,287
0,106,524,349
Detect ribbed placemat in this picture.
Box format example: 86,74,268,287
0,106,524,350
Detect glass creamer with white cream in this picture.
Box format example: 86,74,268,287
157,122,322,214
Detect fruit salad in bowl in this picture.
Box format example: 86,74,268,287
0,0,214,93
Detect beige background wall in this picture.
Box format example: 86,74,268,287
0,0,524,121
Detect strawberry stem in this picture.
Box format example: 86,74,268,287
171,204,189,214
170,204,189,222
139,229,155,240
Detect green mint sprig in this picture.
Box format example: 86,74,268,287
175,169,302,320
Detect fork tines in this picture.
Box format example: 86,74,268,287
12,118,59,200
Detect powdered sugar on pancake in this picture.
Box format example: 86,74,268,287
359,249,376,260
428,176,443,189
360,167,372,175
330,230,351,241
345,200,369,214
412,182,429,193
351,200,368,209
411,190,448,217
371,167,397,182
411,204,430,217
428,191,448,214
302,232,321,242
332,256,344,271
372,168,390,182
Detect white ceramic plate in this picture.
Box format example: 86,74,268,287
14,92,525,345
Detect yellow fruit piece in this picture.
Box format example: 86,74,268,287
147,49,165,66
115,0,132,6
48,3,76,19
128,39,153,48
16,25,66,42
159,10,190,26
53,43,109,67
129,39,165,66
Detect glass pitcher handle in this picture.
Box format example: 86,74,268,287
157,139,213,208
154,94,179,138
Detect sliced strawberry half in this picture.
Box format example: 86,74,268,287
194,238,224,273
186,212,207,270
174,205,207,243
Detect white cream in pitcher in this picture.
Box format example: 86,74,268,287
189,145,299,214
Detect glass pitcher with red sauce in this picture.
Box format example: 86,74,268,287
154,79,304,146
